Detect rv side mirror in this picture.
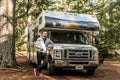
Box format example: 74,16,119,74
95,37,99,45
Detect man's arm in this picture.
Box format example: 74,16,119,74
34,38,47,52
48,39,54,48
34,38,42,50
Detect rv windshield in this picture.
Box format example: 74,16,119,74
51,31,87,44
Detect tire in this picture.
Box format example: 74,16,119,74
48,63,56,76
86,69,95,76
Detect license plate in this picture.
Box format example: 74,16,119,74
75,65,83,70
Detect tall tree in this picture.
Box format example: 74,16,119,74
15,0,50,51
0,0,18,68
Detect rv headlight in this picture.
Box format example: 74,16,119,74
89,50,99,64
93,50,99,60
54,49,62,59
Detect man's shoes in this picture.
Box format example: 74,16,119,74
33,68,39,76
39,72,43,76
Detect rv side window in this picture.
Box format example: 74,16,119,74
33,27,39,41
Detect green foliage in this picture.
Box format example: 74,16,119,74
97,0,120,50
15,0,120,52
115,54,120,61
15,0,50,51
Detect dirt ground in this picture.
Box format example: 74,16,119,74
0,51,120,80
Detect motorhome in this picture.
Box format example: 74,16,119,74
27,10,100,76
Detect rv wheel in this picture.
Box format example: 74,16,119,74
48,63,56,76
86,69,95,76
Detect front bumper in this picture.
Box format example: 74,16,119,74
51,59,99,70
53,63,98,70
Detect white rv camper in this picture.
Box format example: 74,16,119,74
27,10,100,76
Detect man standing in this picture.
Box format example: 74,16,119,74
34,31,54,76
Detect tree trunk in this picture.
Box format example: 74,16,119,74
0,0,18,68
24,0,32,50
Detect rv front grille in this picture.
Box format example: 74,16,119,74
68,49,91,59
62,49,93,65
